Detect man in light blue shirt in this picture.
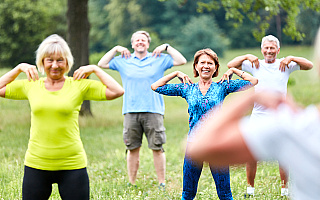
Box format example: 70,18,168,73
98,30,186,189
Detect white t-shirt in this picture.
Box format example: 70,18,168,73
240,105,320,200
242,59,300,115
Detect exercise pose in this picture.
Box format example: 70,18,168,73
0,34,124,199
152,48,258,199
98,30,186,188
227,34,313,197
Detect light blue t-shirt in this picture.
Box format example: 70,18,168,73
109,52,174,115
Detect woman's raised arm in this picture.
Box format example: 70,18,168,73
151,71,193,91
0,63,39,97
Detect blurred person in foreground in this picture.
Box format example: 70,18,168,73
0,34,124,199
188,28,320,200
151,48,258,200
98,30,187,189
227,34,313,197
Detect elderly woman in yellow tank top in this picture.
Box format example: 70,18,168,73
0,34,124,200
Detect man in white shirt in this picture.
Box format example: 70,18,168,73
227,35,313,197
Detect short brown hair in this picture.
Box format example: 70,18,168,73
193,48,220,78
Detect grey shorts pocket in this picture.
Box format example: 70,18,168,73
154,130,166,145
123,128,131,146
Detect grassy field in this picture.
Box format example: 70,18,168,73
0,46,318,199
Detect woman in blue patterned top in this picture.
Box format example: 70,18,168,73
151,48,258,200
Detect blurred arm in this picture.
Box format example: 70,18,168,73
187,91,287,165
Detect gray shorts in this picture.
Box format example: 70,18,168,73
123,113,166,150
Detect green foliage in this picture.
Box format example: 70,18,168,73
0,0,66,68
296,9,320,45
175,15,229,60
227,19,260,49
88,0,320,56
1,0,319,69
88,0,112,53
104,0,151,47
197,0,320,41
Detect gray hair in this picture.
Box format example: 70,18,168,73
261,35,280,49
131,30,151,44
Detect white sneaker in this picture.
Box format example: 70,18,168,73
244,187,254,198
281,188,289,197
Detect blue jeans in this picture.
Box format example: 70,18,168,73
181,156,233,200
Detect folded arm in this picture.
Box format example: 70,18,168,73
98,46,131,69
73,65,124,100
279,56,313,72
227,54,259,69
0,63,39,97
217,68,258,85
151,71,193,91
152,44,187,66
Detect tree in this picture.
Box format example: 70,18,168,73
105,0,151,47
0,0,66,67
67,0,92,115
175,15,228,60
296,9,320,45
196,0,320,41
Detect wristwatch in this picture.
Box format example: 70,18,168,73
165,43,170,51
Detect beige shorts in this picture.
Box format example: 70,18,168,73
123,113,166,150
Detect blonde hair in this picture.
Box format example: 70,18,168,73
193,48,220,78
36,34,74,74
131,30,151,44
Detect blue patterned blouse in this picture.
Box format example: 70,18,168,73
155,80,252,139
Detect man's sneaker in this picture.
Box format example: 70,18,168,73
244,186,255,198
158,183,165,191
281,188,289,197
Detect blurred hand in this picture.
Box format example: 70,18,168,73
254,91,299,112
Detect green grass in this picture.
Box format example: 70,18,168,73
0,45,318,199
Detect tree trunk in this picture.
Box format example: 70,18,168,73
66,0,92,116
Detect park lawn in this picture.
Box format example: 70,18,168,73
0,46,318,199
